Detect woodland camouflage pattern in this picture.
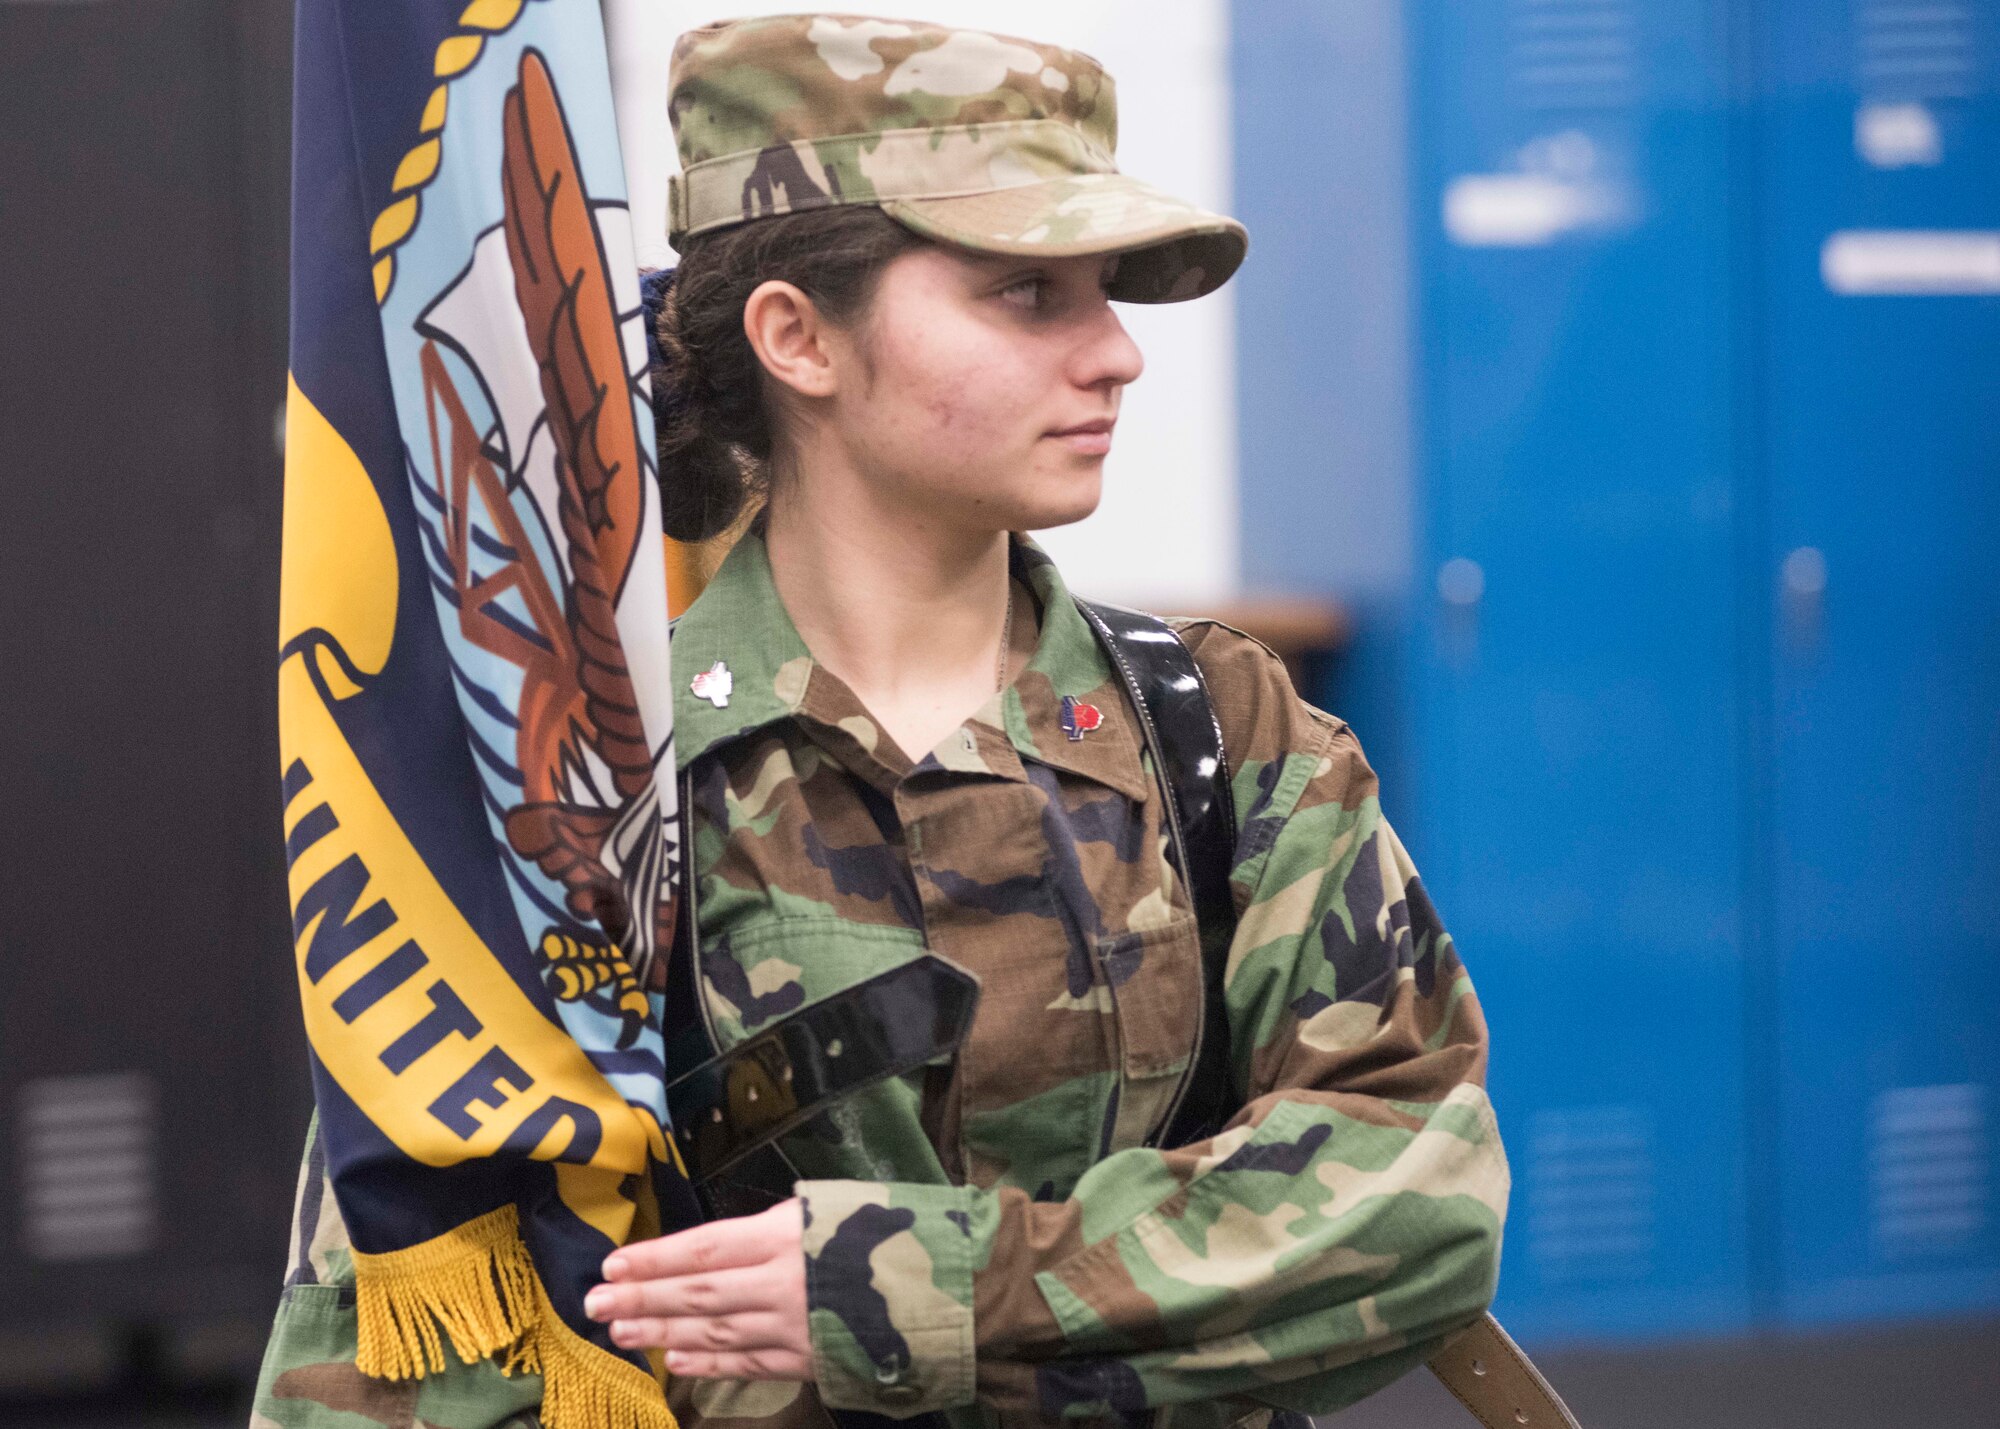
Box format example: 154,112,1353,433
254,533,1506,1429
664,14,1248,302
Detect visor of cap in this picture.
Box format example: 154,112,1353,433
881,172,1247,303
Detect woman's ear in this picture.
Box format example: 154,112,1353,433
742,280,838,400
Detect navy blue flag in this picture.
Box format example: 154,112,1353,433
280,0,692,1420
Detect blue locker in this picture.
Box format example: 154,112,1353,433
1402,1,1753,1340
1758,1,2000,1324
1232,0,2000,1345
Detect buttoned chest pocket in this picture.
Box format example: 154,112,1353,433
952,908,1204,1193
1095,910,1206,1153
696,917,929,1049
694,917,952,1186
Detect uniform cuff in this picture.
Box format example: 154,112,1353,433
798,1180,981,1418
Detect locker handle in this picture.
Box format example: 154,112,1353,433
1435,558,1483,668
1437,557,1485,608
1781,545,1826,652
1781,545,1826,599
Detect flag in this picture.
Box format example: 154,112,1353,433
278,0,691,1421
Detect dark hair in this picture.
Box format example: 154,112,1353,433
649,206,927,542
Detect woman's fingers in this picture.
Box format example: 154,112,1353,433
587,1262,787,1322
606,1310,796,1354
588,1198,810,1382
605,1312,812,1379
658,1346,813,1381
603,1206,785,1281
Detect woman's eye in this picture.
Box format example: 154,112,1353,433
999,276,1049,309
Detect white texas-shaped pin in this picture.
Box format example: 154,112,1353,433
689,659,733,709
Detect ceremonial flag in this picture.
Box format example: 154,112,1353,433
279,0,692,1421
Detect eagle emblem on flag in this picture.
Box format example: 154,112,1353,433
412,48,675,1045
279,0,694,1418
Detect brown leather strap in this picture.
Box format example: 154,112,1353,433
1427,1313,1582,1429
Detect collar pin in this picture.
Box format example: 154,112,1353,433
690,659,733,708
1060,695,1103,742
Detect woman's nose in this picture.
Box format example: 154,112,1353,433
1072,299,1145,391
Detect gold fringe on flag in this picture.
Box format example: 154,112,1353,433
351,1204,677,1429
352,1204,539,1378
538,1308,681,1429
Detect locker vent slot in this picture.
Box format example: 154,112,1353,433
1869,1082,1987,1260
15,1073,158,1263
1856,0,1980,103
1508,0,1636,112
1525,1104,1655,1283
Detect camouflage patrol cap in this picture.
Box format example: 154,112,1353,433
665,13,1248,303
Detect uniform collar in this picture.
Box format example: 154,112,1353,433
1003,539,1152,804
673,530,1152,806
671,531,816,769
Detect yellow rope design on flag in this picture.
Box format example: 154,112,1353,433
368,0,534,304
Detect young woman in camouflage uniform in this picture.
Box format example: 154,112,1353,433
254,14,1506,1429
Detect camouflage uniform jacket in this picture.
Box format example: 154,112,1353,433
252,532,1508,1429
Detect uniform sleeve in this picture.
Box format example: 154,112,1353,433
796,623,1508,1421
249,1114,545,1429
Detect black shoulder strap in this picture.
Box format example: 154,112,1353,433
1071,598,1239,1150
